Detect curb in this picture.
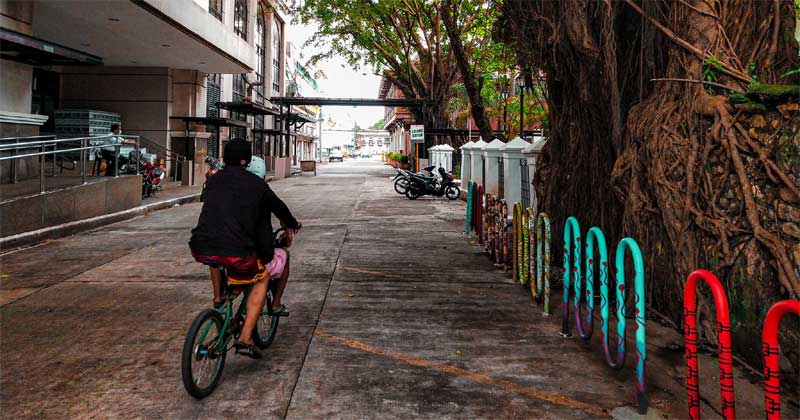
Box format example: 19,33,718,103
0,193,200,252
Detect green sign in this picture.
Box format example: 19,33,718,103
410,125,424,143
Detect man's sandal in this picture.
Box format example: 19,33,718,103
233,340,262,359
272,305,289,317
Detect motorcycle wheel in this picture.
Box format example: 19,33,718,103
405,187,421,200
445,185,460,200
394,178,409,194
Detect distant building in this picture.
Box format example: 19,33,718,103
284,41,322,163
378,76,416,155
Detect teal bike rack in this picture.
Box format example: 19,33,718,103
560,216,581,336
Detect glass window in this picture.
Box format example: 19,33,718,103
255,4,265,102
209,0,223,20
232,74,247,139
272,18,281,93
234,0,248,40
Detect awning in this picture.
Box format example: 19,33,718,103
217,101,280,116
170,116,251,128
0,28,102,66
288,113,316,125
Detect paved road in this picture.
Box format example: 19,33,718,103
1,158,773,419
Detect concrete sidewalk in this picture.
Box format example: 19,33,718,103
0,158,782,419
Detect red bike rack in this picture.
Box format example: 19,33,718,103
762,299,800,420
683,269,735,420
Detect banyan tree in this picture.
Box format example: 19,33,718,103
497,0,800,375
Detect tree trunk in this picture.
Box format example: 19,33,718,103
440,0,493,143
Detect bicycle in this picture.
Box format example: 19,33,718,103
181,229,288,400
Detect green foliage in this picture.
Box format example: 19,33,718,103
746,62,759,88
702,56,723,83
781,68,800,79
453,163,461,178
370,118,385,129
399,154,410,164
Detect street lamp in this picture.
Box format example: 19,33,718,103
515,72,528,138
500,80,509,136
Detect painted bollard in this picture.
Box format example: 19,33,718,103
614,238,647,415
512,202,522,282
561,216,581,337
575,227,607,340
684,269,735,420
534,211,551,315
762,299,800,420
521,207,529,286
464,180,474,234
476,184,483,244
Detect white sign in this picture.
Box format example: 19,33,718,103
409,125,424,143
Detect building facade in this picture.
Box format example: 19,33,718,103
378,76,416,155
1,0,301,181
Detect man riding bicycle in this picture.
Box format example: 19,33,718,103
189,140,301,359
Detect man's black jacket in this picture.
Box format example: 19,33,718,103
189,166,299,263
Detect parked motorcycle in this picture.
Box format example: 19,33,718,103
142,162,165,198
405,167,460,200
200,156,223,202
392,166,436,195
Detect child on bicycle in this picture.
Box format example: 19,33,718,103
189,140,301,359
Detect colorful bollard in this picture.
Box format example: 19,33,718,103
464,180,474,234
561,216,581,337
614,238,647,415
535,212,551,315
683,269,735,420
762,299,800,420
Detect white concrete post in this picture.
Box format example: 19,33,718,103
482,138,504,195
460,141,473,186
439,144,454,172
501,137,531,206
523,135,547,215
469,138,487,185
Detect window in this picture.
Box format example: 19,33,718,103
232,74,247,139
255,5,266,103
234,0,248,40
209,0,223,20
272,18,281,93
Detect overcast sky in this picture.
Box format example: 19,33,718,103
286,19,384,147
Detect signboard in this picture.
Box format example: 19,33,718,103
409,125,425,143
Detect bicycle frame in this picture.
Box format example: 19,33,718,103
196,270,252,355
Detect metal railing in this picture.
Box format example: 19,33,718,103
135,135,187,182
0,134,141,194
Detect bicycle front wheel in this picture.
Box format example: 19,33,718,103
253,288,280,349
181,309,226,399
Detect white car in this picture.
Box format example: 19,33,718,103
329,149,344,162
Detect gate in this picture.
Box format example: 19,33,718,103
520,159,530,208
498,156,504,198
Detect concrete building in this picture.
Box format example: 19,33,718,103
1,0,293,181
378,76,416,155
284,41,321,163
354,130,389,155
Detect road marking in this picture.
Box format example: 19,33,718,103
314,331,608,417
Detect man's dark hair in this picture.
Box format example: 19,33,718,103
223,139,252,166
110,124,120,132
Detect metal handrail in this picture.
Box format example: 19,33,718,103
0,135,55,142
0,135,115,150
1,135,141,193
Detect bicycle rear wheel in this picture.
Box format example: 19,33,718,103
181,309,226,399
253,286,280,349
